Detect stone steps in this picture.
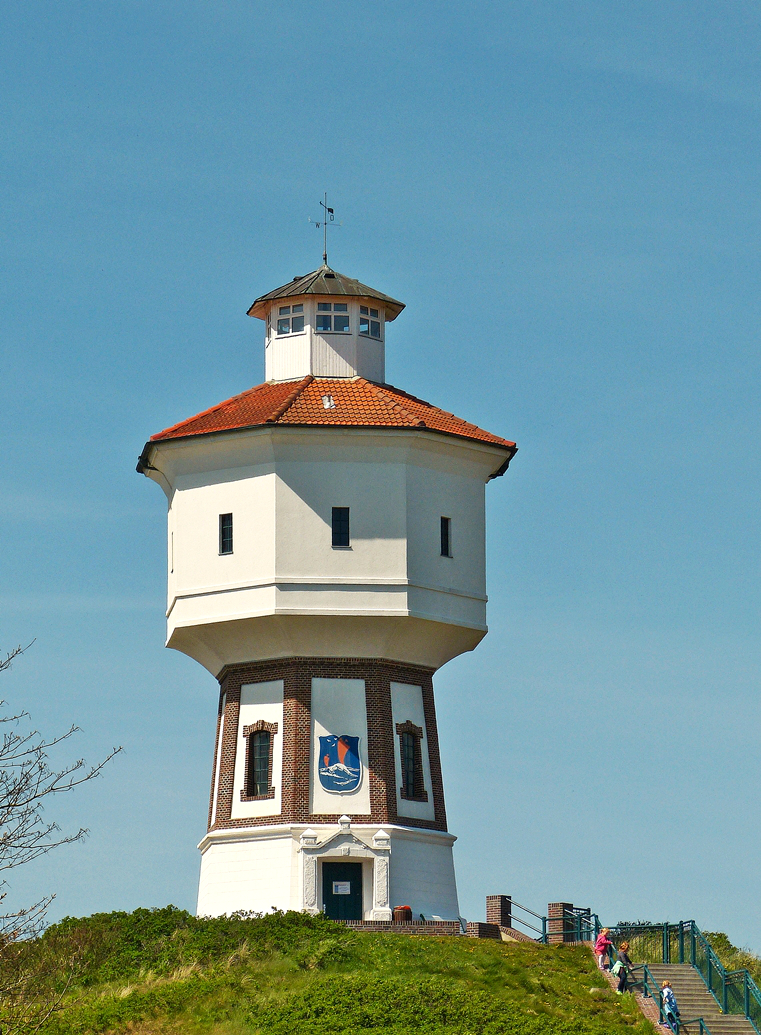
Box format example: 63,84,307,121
644,964,756,1035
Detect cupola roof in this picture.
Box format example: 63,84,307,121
140,376,516,474
247,265,405,321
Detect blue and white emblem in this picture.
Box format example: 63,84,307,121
318,735,361,793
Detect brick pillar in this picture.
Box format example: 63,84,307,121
486,895,512,928
547,902,573,944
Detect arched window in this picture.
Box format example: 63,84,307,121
241,720,278,801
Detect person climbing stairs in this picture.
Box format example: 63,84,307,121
647,964,755,1034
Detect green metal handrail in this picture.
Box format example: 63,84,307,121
561,906,600,943
609,920,761,1035
507,899,549,943
630,963,712,1034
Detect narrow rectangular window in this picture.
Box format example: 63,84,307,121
440,516,452,557
219,513,233,554
332,506,350,548
248,730,271,796
241,720,277,801
397,721,428,801
401,732,416,798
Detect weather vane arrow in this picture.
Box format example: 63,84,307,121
308,192,341,265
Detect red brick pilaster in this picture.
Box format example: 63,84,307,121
208,657,447,833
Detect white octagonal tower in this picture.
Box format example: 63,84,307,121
137,263,516,922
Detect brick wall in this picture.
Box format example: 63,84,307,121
210,657,448,833
486,895,512,928
547,902,574,943
466,922,501,939
340,919,462,936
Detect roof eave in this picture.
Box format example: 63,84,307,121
143,421,516,460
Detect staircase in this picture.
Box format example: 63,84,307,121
647,964,756,1035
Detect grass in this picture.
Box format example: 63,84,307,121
10,907,658,1035
702,931,761,990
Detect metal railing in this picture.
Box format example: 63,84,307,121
630,963,712,1033
507,899,548,943
609,920,761,1035
562,906,600,943
499,902,600,944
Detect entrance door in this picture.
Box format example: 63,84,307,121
322,861,363,921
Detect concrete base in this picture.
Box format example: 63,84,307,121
196,821,459,921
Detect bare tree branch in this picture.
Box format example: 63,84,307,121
0,642,121,1032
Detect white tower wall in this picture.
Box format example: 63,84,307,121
149,426,505,675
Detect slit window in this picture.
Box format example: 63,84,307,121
440,516,452,557
359,305,381,339
219,513,233,555
276,303,304,335
316,302,349,333
332,506,350,547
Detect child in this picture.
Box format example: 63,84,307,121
661,980,680,1031
613,940,633,993
594,928,613,970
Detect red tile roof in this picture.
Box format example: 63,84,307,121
149,376,516,456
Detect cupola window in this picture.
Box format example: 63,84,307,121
276,304,304,335
316,302,349,333
359,306,381,339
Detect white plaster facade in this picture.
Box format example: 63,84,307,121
309,678,370,816
390,682,435,823
196,818,458,921
145,425,505,676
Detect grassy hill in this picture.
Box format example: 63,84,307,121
17,907,658,1035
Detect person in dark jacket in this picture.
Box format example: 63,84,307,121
614,940,634,993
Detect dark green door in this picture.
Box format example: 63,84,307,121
322,862,363,921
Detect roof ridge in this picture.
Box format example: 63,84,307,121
363,379,426,427
266,375,314,423
150,382,271,441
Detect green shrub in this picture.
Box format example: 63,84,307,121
18,908,657,1035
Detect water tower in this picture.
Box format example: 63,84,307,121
137,262,515,920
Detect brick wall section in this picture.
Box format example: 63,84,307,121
420,678,447,828
466,922,501,939
206,690,226,828
210,657,447,833
486,895,512,928
340,919,462,936
547,902,574,944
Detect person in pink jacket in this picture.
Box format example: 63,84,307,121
594,928,613,970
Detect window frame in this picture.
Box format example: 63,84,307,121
332,506,351,548
359,304,382,340
241,719,278,801
316,302,350,334
396,720,428,802
275,303,305,337
219,513,233,555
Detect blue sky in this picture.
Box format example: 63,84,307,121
2,1,760,949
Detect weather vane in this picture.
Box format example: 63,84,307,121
309,192,341,265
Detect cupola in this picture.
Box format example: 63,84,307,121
247,264,404,384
